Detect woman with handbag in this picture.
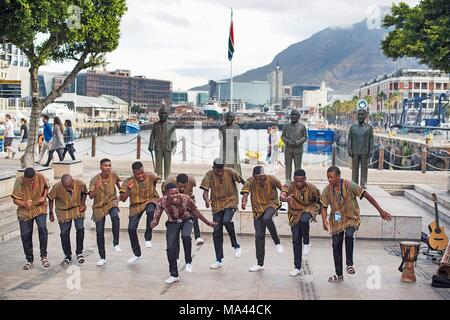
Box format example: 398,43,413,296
62,119,76,160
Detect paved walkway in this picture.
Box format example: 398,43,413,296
0,226,448,300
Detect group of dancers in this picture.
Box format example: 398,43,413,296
11,158,392,284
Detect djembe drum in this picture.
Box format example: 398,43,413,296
398,241,420,283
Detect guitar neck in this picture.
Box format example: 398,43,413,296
434,202,440,229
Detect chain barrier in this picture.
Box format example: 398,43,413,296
384,151,421,159
383,160,421,169
98,136,137,145
96,146,137,156
425,162,450,171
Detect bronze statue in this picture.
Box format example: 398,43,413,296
281,109,307,183
148,107,177,179
219,111,242,176
348,109,373,189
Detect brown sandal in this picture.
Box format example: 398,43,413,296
346,265,355,274
23,262,33,270
41,257,50,268
328,275,344,282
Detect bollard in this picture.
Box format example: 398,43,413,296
421,147,427,173
91,135,96,157
136,135,141,159
182,137,186,162
332,142,336,166
378,145,384,171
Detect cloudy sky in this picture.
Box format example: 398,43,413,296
42,0,419,91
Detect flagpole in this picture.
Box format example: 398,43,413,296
230,56,233,113
230,8,233,113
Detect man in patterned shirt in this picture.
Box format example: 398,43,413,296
150,183,216,284
120,161,160,264
11,167,50,270
162,173,204,246
48,174,88,267
320,166,392,282
280,169,321,276
89,158,122,266
200,158,245,269
241,166,284,273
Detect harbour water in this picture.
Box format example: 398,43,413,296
73,128,347,165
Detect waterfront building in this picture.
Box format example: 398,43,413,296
267,64,283,106
76,69,172,112
0,42,31,99
354,69,450,117
172,91,188,105
54,93,128,119
214,80,270,108
302,82,329,114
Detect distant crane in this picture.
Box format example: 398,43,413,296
397,93,448,127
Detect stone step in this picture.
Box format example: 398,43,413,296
404,189,450,225
414,184,450,211
0,221,20,243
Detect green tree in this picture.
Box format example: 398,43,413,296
0,0,127,167
381,0,450,72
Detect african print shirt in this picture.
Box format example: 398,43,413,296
241,175,282,218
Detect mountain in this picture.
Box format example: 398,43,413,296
191,18,422,93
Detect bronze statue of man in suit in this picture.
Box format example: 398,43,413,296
281,109,307,183
148,107,177,179
219,111,242,176
348,109,373,189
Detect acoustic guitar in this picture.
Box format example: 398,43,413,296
427,193,449,251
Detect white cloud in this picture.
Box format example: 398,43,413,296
41,0,420,90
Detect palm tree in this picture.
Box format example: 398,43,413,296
391,92,402,124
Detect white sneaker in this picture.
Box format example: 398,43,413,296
303,244,311,256
276,244,284,254
185,263,193,272
195,238,205,246
128,255,141,264
209,261,223,269
96,259,106,266
234,247,241,258
145,241,152,248
113,245,122,253
290,268,301,277
165,276,180,284
248,265,264,272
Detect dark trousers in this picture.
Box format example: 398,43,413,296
332,227,356,276
176,216,201,259
19,214,48,263
59,217,84,260
351,154,369,188
285,152,303,182
44,148,64,166
166,219,193,277
128,203,156,257
291,212,312,270
254,207,281,266
95,207,120,259
63,144,76,160
192,216,201,239
212,208,240,262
